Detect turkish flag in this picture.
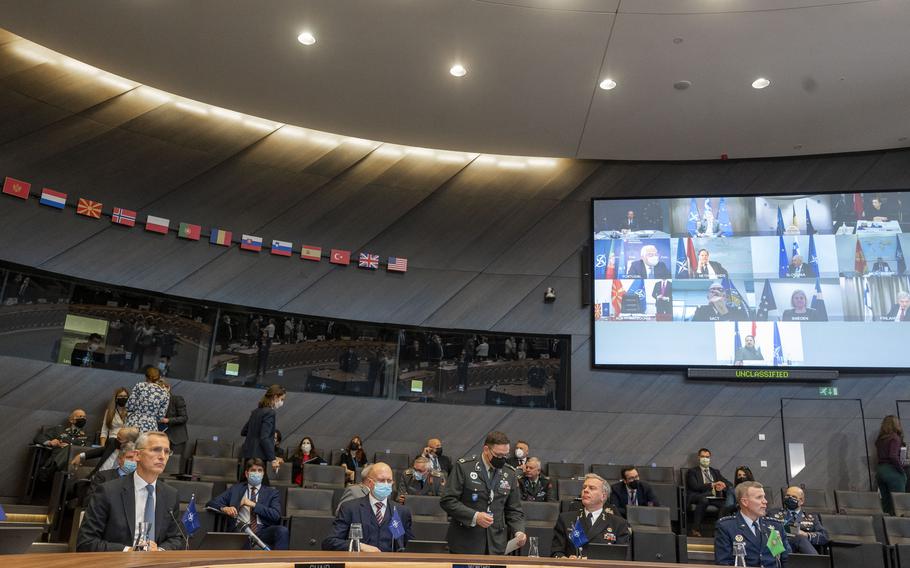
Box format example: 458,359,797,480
2,177,30,200
330,249,351,265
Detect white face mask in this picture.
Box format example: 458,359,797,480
699,457,711,468
646,255,660,267
301,443,312,453
514,448,525,459
275,399,284,409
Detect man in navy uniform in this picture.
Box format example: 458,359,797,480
440,431,527,554
207,458,289,550
715,481,790,567
768,486,828,554
551,473,631,557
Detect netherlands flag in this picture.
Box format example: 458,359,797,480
240,234,263,252
39,188,67,209
271,239,292,257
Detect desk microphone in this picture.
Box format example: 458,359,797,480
169,509,189,550
237,520,271,551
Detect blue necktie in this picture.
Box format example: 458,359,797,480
144,485,155,541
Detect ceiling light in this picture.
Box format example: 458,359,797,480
449,64,467,78
752,77,771,89
297,32,316,46
673,80,691,91
599,78,617,90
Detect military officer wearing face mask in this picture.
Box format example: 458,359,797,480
441,431,527,554
396,456,446,504
324,462,414,552
768,486,828,554
34,409,89,482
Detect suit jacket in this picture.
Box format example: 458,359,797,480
240,407,277,462
714,514,791,567
609,480,659,518
88,468,127,500
76,472,184,551
163,395,188,445
336,484,370,514
694,260,728,278
651,281,673,314
627,259,671,279
787,263,817,278
440,456,525,555
84,438,120,477
322,495,414,552
685,466,732,499
551,508,631,557
886,305,910,321
206,482,283,532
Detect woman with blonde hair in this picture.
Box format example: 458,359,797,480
125,366,170,433
876,414,907,515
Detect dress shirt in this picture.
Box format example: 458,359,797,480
132,473,157,549
237,484,261,526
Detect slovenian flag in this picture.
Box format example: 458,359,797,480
39,188,66,209
210,229,232,247
145,215,170,234
271,239,292,257
240,234,263,252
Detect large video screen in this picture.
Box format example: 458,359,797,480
592,191,909,369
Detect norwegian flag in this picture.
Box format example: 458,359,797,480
358,252,379,270
387,257,408,272
111,207,136,227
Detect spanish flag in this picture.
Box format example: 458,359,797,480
210,228,232,247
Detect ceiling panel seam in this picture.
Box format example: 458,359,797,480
0,362,52,401
573,1,620,158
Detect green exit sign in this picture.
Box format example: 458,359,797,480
819,387,839,397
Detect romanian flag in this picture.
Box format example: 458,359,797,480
39,188,67,209
300,245,321,261
145,215,170,234
240,234,263,252
178,222,201,240
210,228,232,247
271,239,292,257
2,177,30,200
76,198,103,219
111,207,136,226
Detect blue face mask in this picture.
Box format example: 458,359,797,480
372,481,393,500
121,460,137,474
248,472,264,486
413,471,425,481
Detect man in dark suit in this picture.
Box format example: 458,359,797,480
551,473,631,557
160,384,188,470
421,438,452,475
627,245,672,278
692,283,747,322
507,440,530,471
621,210,638,231
323,462,414,552
609,467,660,518
787,255,817,278
715,482,790,567
207,458,289,550
884,292,910,321
651,280,672,320
339,347,359,373
440,431,527,554
685,448,732,537
694,249,728,279
71,426,140,478
77,431,184,551
90,443,139,490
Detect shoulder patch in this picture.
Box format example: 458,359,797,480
405,468,414,475
503,463,517,471
717,515,736,522
431,470,442,477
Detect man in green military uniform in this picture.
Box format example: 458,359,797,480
396,456,446,503
519,457,555,502
440,431,527,554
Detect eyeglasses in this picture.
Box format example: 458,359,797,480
139,446,172,456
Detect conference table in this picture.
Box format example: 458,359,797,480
6,551,714,568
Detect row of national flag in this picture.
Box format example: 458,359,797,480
3,176,408,272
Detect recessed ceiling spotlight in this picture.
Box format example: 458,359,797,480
599,78,617,90
752,77,771,89
899,137,908,142
673,80,691,91
673,37,684,44
297,32,316,46
450,64,467,78
793,144,803,150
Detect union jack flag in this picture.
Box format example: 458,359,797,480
358,252,379,270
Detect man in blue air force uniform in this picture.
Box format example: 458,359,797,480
715,481,790,567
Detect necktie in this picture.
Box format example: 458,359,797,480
375,501,384,525
899,308,906,322
647,267,653,278
661,282,666,295
752,520,759,536
588,512,596,526
630,490,637,506
144,485,155,542
249,487,258,533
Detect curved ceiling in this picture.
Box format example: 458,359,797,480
0,0,909,161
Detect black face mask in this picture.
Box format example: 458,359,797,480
490,455,507,469
627,479,640,490
784,496,800,511
74,418,87,429
435,447,443,457
115,398,128,407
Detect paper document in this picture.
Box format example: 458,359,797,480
504,536,522,555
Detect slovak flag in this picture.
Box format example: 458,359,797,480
271,240,292,257
240,234,263,252
358,252,379,270
39,188,67,209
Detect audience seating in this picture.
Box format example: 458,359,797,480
557,478,584,501
165,480,215,505
628,506,677,563
824,514,887,568
301,464,346,489
189,456,240,482
286,488,334,516
801,488,836,514
895,493,910,518
286,488,335,551
628,505,672,533
637,466,676,484
547,462,585,479
836,490,884,515
886,517,910,568
403,495,445,522
649,483,681,522
193,439,234,458
373,452,410,470
519,501,559,558
762,485,781,510
269,462,296,487
591,464,624,481
163,453,183,477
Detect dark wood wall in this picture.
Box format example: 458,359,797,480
0,28,908,499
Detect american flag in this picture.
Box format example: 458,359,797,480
358,252,379,269
387,256,408,272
